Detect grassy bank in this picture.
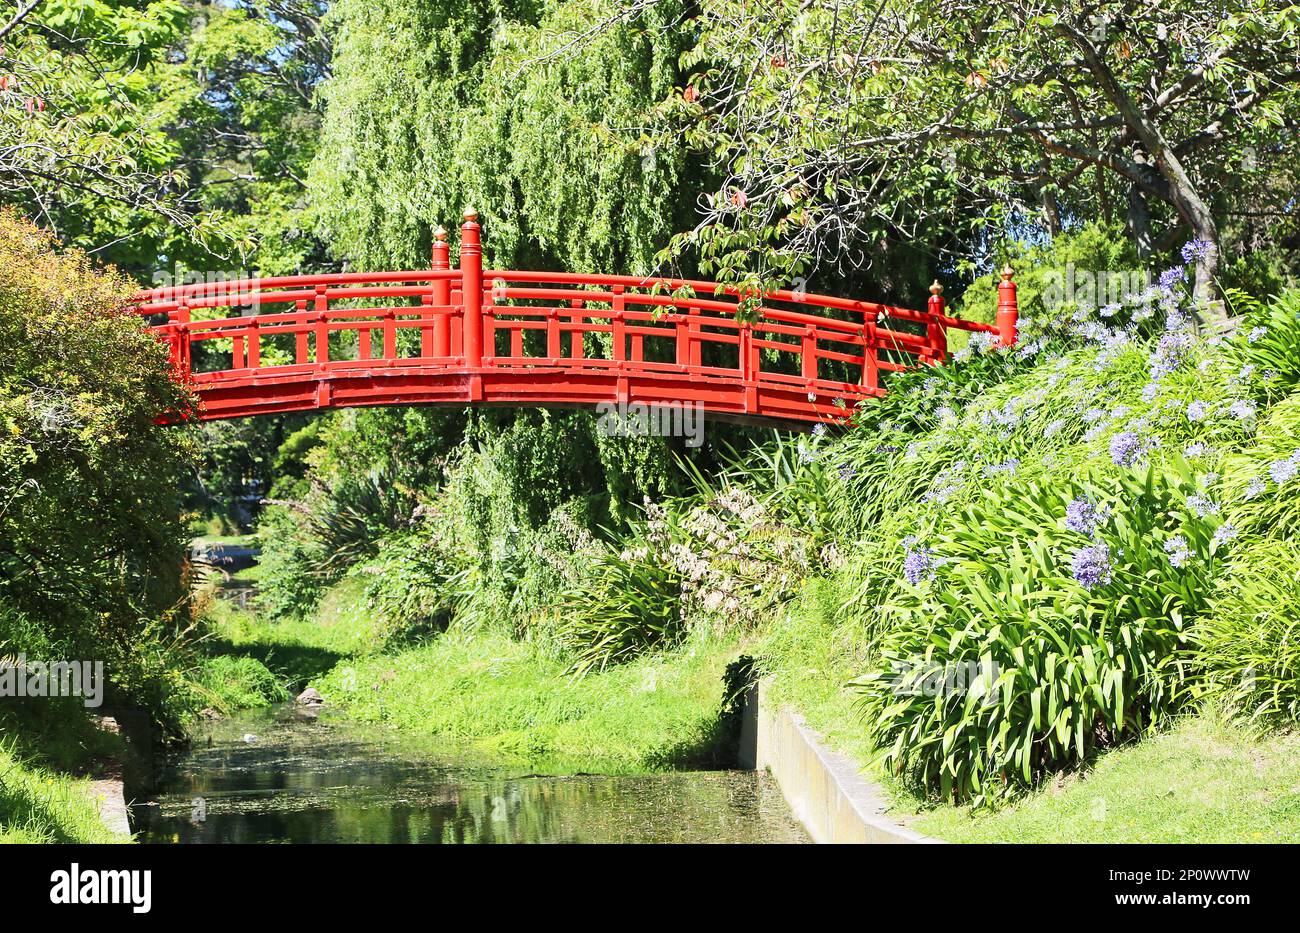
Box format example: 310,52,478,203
0,703,131,844
0,743,129,844
909,713,1300,843
201,580,747,773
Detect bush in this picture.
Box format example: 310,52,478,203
0,210,196,733
559,543,683,676
194,655,290,713
1193,539,1300,728
852,465,1221,804
1222,393,1300,542
356,531,464,644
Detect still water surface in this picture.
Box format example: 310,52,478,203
135,707,810,844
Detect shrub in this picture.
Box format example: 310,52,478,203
356,531,464,644
1193,539,1300,729
0,210,196,732
1224,288,1300,395
194,655,290,713
559,543,683,676
852,464,1221,804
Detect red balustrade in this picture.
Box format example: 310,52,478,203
132,209,1013,426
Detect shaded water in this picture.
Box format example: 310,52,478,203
135,707,810,844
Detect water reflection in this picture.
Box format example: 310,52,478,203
135,708,809,844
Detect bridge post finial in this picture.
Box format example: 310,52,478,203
430,225,452,357
997,264,1018,347
431,226,449,270
926,279,947,361
460,208,484,368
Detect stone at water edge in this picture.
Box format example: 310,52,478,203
296,687,324,706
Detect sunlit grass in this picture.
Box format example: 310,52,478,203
909,711,1300,843
315,624,744,772
0,741,128,844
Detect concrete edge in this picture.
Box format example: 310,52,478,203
743,679,944,845
84,769,133,839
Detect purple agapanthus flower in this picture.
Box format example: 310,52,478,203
1187,494,1219,518
1229,399,1258,422
1186,400,1210,422
1212,523,1238,548
1180,238,1217,264
1149,331,1194,380
1065,497,1104,537
1110,431,1147,467
1244,476,1267,500
1071,542,1114,589
837,461,857,481
903,544,938,585
1164,535,1192,568
1270,457,1299,485
1158,266,1187,292
1248,326,1268,344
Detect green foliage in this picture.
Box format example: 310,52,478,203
952,221,1139,328
355,532,464,643
853,466,1219,804
194,654,290,713
0,211,197,732
1194,539,1300,729
310,0,695,272
1222,394,1300,542
255,504,330,619
315,625,742,769
0,739,128,843
1225,288,1300,394
559,543,684,676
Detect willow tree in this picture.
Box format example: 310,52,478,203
309,0,697,273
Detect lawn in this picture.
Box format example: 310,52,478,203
906,712,1300,843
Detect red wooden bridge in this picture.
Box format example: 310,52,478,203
132,210,1018,426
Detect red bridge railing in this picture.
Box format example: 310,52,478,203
132,209,1016,425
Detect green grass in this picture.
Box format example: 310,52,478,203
199,578,378,693
201,578,745,773
314,629,744,772
0,739,129,844
754,577,880,768
907,712,1300,843
190,533,257,548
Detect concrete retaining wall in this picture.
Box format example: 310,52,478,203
740,679,941,845
86,772,132,838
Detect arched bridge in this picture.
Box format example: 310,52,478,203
133,210,1018,426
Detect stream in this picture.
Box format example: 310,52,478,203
133,706,810,844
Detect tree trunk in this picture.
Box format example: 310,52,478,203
1126,183,1152,260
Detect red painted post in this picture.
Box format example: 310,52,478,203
431,225,451,357
926,279,948,361
997,264,1019,346
460,208,484,367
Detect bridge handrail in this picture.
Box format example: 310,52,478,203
131,209,1018,425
